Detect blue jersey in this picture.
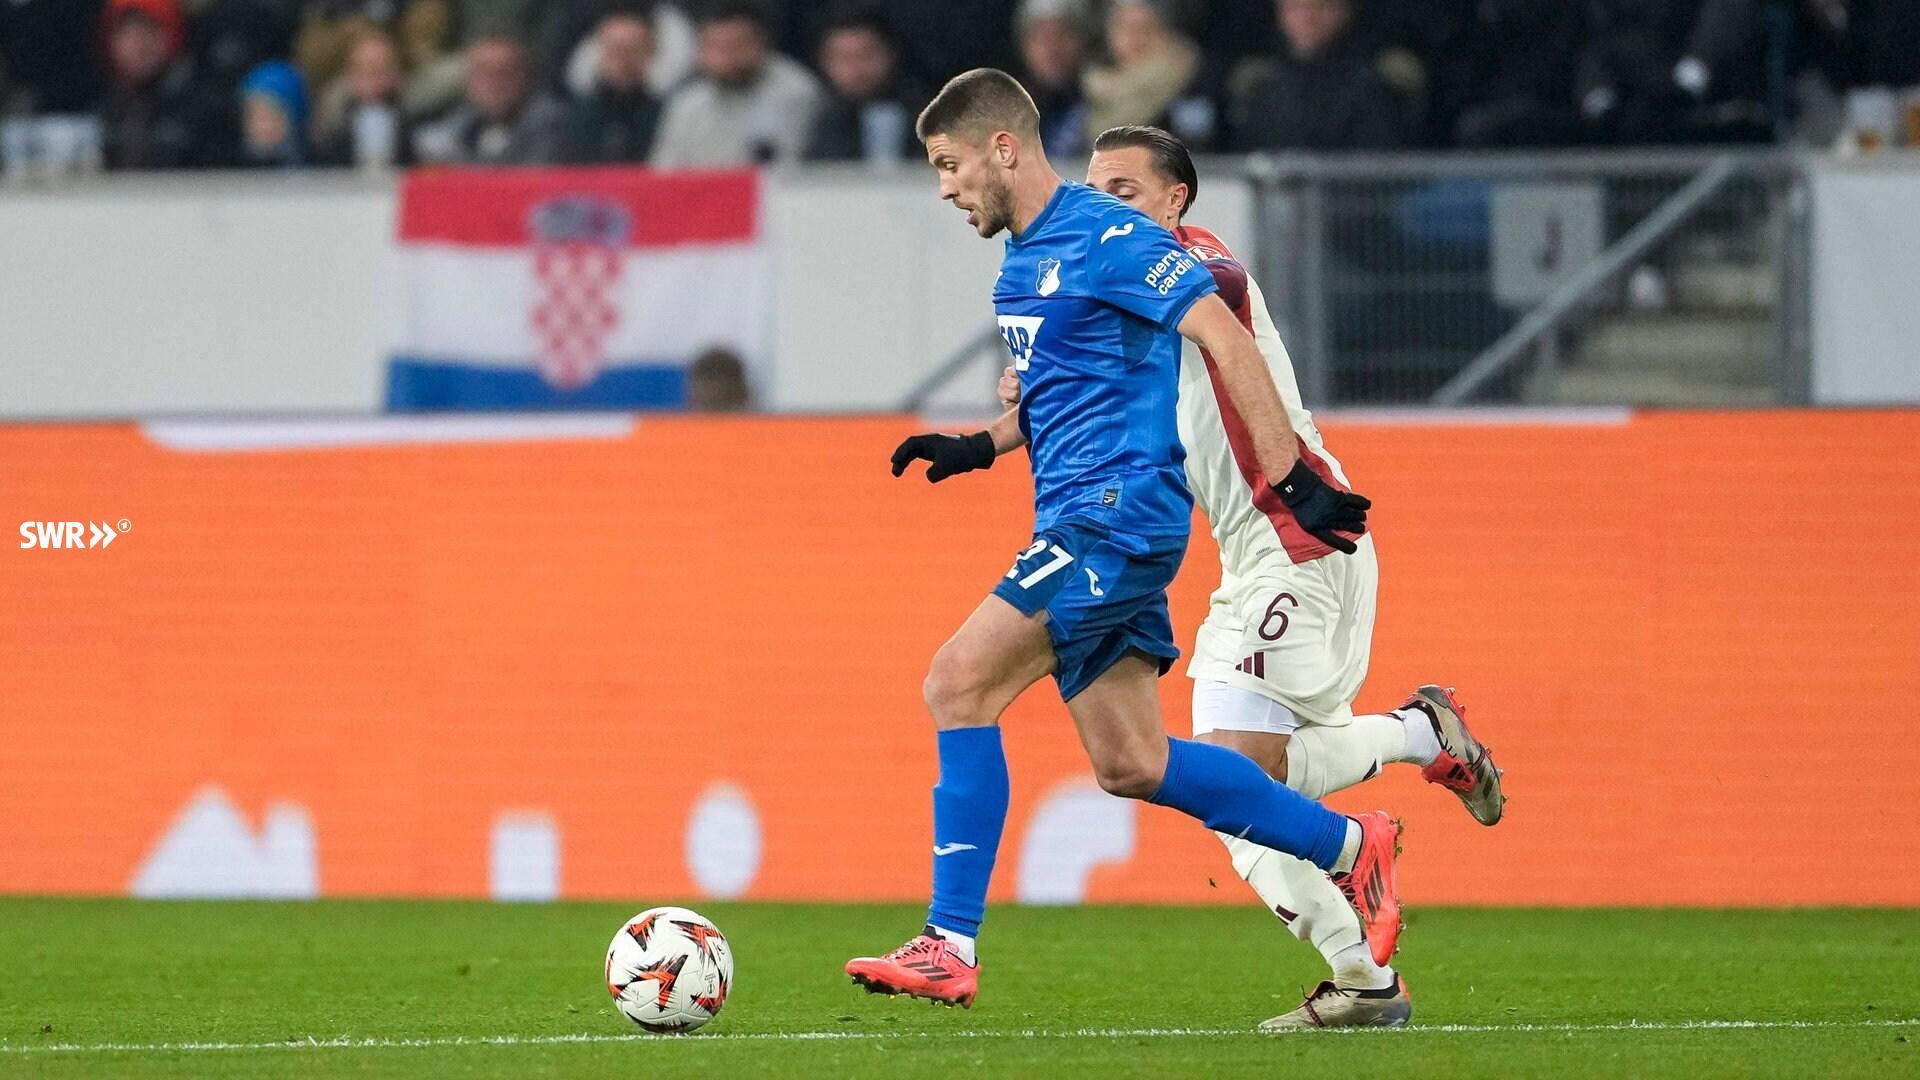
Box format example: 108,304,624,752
995,182,1217,539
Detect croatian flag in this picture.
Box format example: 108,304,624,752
388,168,769,410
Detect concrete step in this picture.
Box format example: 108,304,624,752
1571,312,1775,381
1669,212,1779,266
1539,366,1779,407
1667,262,1778,311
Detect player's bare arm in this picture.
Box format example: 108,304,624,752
987,406,1024,453
1177,295,1300,478
1178,296,1371,553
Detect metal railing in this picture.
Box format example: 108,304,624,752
1244,148,1810,407
1429,155,1747,404
905,149,1815,411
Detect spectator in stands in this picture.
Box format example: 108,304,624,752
547,0,696,101
293,0,452,92
1017,0,1093,160
236,59,311,166
457,0,551,41
1346,0,1447,126
1,0,108,117
1440,0,1582,146
412,35,564,163
561,9,662,162
1082,0,1214,150
804,6,928,163
361,0,552,121
1227,0,1405,151
650,1,822,168
1793,0,1920,143
687,345,751,410
313,29,415,166
1576,0,1769,144
98,0,236,168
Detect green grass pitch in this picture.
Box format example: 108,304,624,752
1,900,1915,1078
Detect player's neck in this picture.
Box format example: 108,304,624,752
1008,163,1064,239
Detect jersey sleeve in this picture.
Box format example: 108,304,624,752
1201,257,1250,311
1086,213,1218,330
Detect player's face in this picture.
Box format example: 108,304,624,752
1086,146,1186,230
925,133,1015,238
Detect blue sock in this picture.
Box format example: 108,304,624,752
1149,737,1349,871
926,725,1010,939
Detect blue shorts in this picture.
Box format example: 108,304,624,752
990,518,1186,701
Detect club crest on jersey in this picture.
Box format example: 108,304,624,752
998,315,1045,371
1036,258,1062,296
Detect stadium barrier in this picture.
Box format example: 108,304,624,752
0,166,1252,417
2,409,1917,905
6,157,1920,420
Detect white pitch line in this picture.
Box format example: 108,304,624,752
0,1018,1914,1056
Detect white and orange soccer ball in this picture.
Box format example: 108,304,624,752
605,906,733,1033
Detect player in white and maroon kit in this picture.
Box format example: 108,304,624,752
1000,126,1508,1031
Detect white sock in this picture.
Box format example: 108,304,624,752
1331,819,1362,875
1219,832,1374,975
1285,711,1432,799
927,925,977,966
1328,941,1396,990
1397,705,1442,766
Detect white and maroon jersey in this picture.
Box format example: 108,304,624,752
1172,224,1361,579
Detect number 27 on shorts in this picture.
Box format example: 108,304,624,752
1006,540,1074,589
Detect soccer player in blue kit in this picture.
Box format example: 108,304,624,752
845,69,1396,1011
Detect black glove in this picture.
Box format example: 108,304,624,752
1273,459,1370,554
890,430,996,483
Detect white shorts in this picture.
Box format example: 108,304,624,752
1191,676,1303,736
1187,534,1378,734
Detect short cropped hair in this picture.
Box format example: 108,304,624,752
915,68,1041,144
1093,124,1198,218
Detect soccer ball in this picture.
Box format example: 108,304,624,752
605,906,733,1033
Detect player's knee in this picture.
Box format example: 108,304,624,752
1202,731,1289,783
922,649,988,726
1250,742,1289,782
1089,743,1164,799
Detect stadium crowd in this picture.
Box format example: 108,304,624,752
1,0,1916,173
